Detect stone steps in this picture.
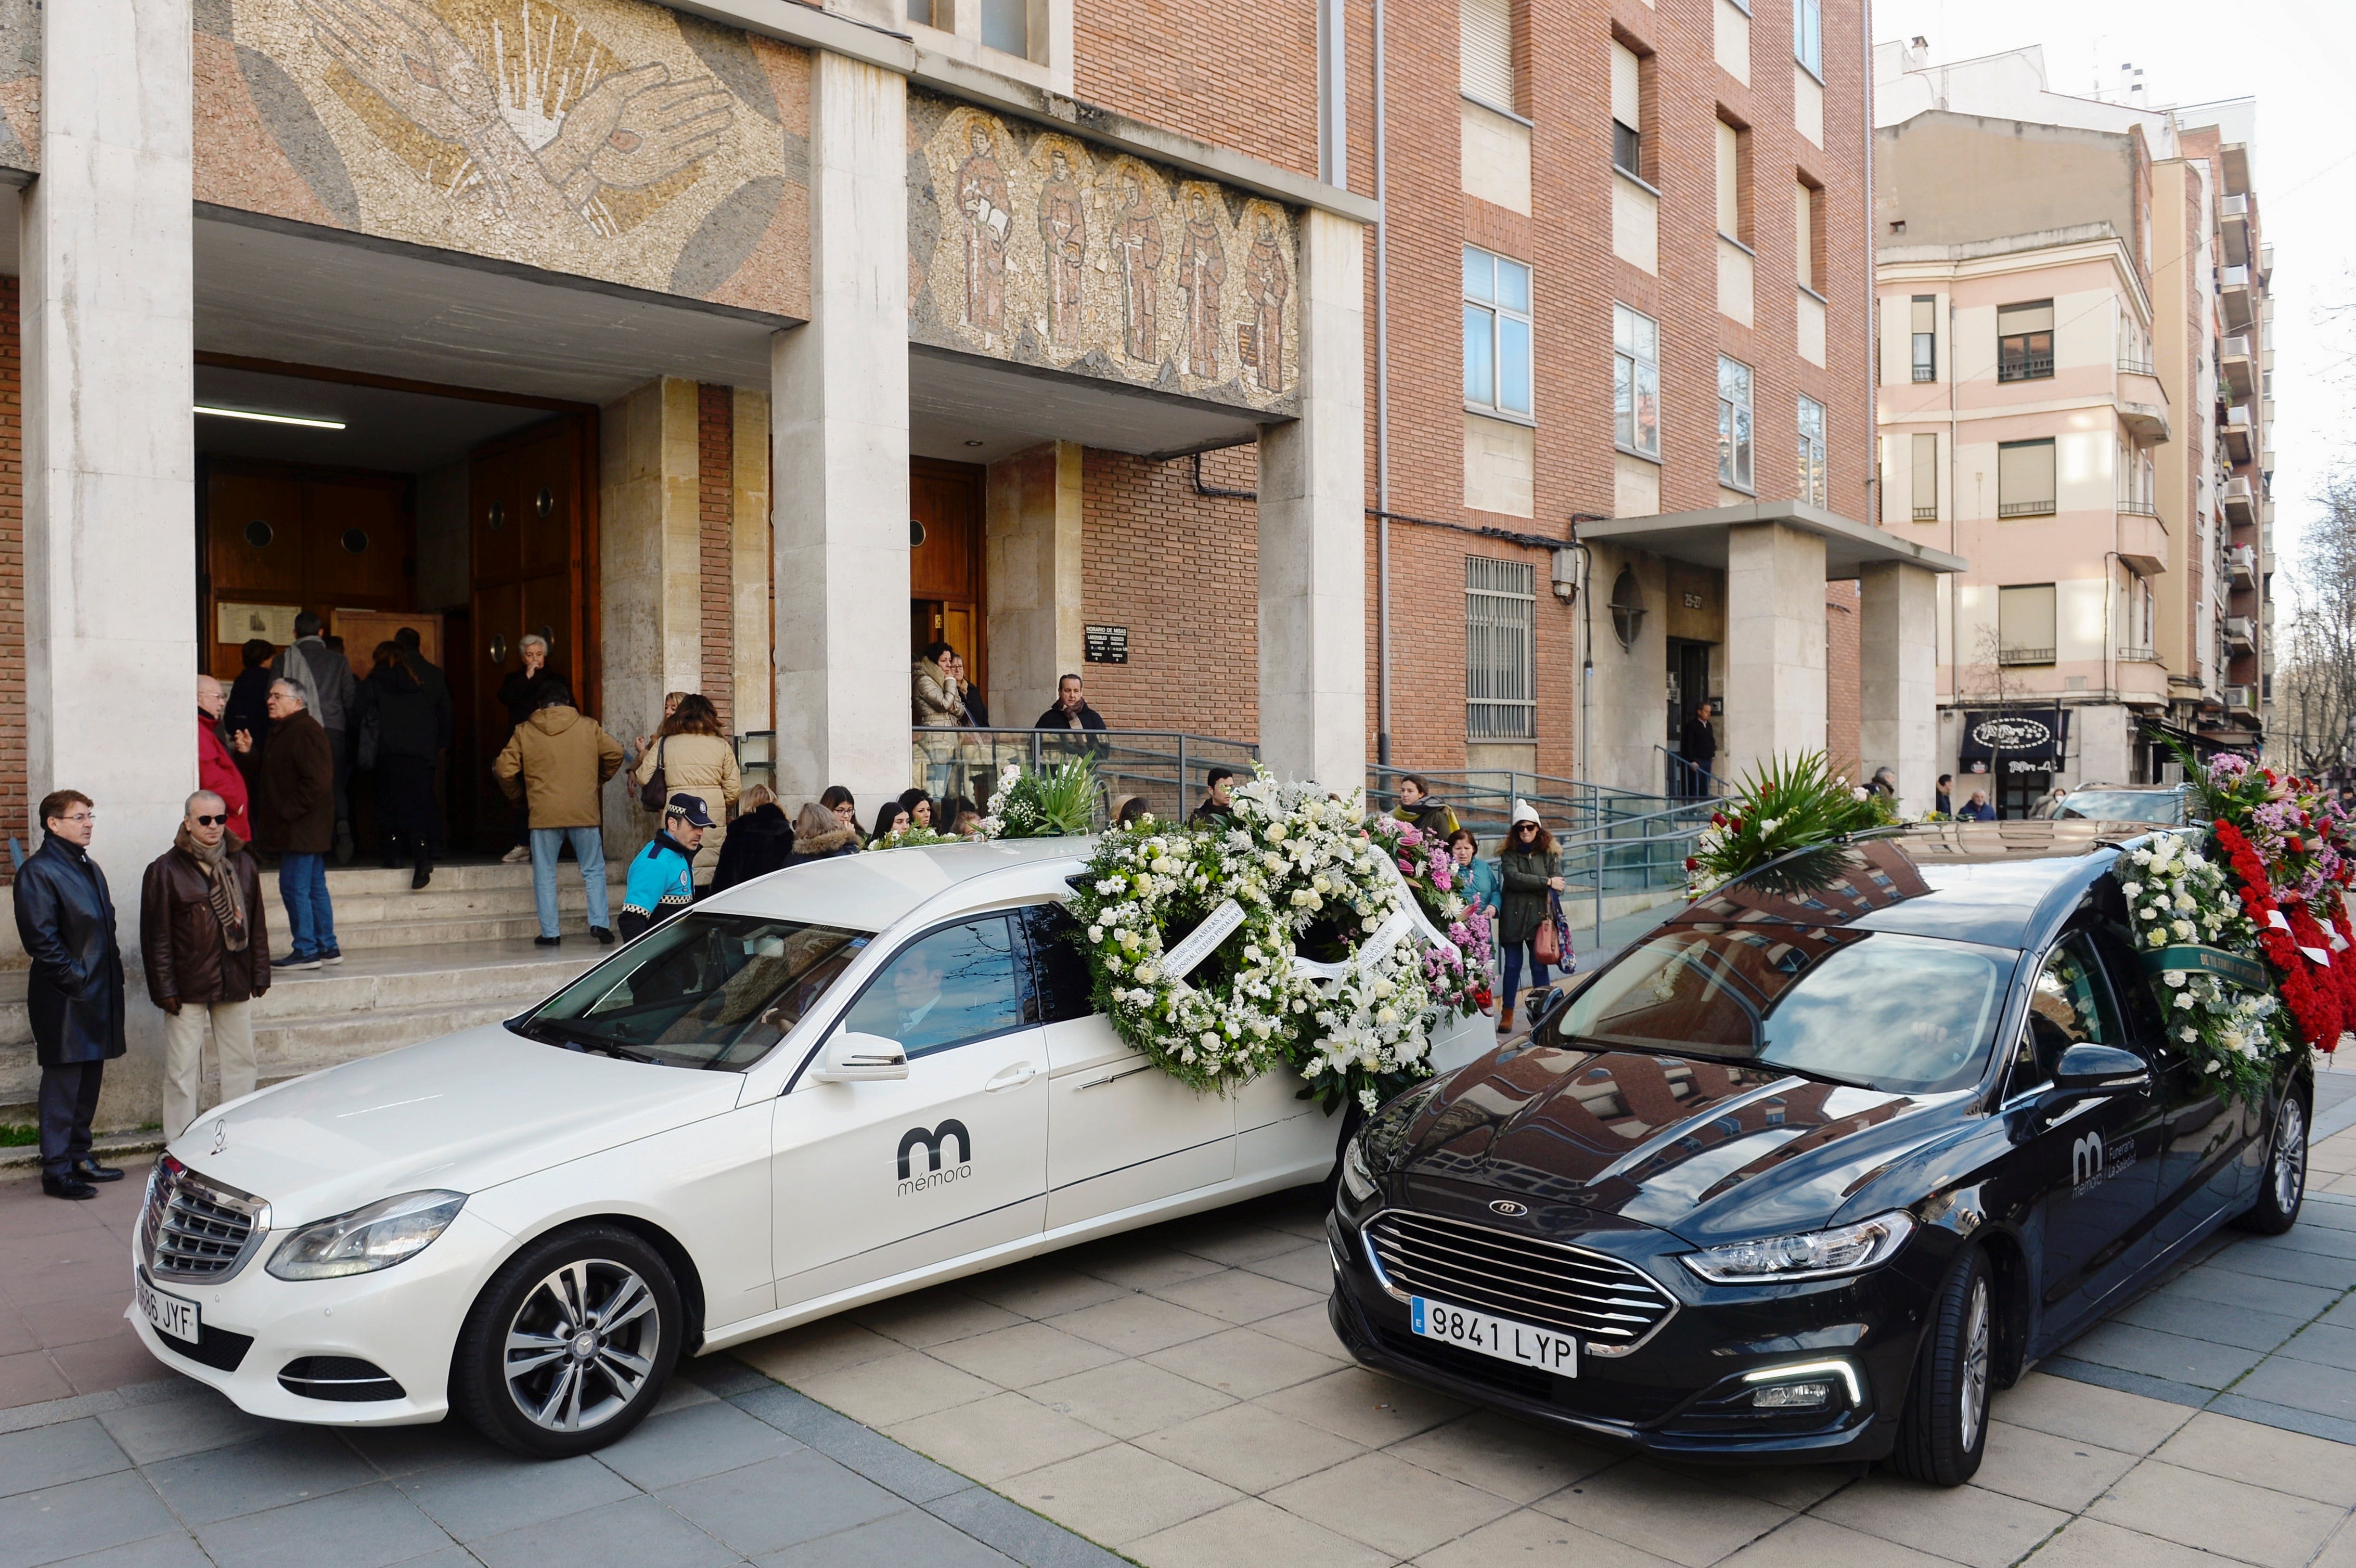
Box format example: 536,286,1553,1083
250,860,629,954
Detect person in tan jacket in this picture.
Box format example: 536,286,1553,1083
494,683,624,945
630,694,739,887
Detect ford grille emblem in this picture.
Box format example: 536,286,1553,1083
1488,1199,1528,1217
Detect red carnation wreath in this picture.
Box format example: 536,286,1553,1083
2215,821,2342,1053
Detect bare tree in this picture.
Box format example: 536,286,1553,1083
2273,471,2356,777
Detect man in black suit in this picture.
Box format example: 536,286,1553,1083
1679,701,1718,798
12,789,126,1199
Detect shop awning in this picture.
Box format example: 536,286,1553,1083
1958,707,2068,772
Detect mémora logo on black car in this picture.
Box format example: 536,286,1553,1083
898,1121,973,1194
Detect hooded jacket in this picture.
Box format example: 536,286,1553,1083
785,805,860,864
494,705,625,830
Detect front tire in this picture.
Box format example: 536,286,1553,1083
2234,1091,2307,1236
1890,1247,1992,1487
453,1224,682,1458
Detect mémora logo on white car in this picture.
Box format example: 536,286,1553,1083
898,1120,973,1195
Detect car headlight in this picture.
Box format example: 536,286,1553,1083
265,1190,468,1281
1339,1134,1379,1204
1680,1211,1915,1285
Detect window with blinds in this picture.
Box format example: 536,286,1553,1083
1997,439,2057,518
1912,432,1938,520
1611,40,1642,175
1461,0,1514,111
1997,585,2057,666
1466,556,1537,741
1997,300,2055,382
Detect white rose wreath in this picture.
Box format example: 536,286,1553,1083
1069,770,1451,1111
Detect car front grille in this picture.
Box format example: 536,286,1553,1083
141,1156,267,1284
1365,1210,1676,1354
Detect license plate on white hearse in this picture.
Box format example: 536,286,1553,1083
136,1271,200,1345
1411,1296,1577,1375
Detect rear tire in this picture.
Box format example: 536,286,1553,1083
2233,1091,2307,1236
1890,1247,1992,1487
453,1224,681,1458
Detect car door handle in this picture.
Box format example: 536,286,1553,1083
984,1064,1038,1093
1078,1063,1156,1091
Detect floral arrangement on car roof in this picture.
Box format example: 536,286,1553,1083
975,755,1098,840
1682,753,1896,900
2179,747,2355,1059
1067,769,1466,1113
866,823,962,851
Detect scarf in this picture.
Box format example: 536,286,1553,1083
177,826,248,953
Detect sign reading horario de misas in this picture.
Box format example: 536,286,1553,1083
908,91,1301,417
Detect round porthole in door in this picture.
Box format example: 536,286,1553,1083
489,633,508,665
487,501,506,532
243,519,274,549
340,528,369,554
535,487,554,519
909,519,926,547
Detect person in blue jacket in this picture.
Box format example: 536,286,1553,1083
619,794,712,940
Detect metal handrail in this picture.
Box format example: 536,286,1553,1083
909,726,1258,828
1653,744,1726,800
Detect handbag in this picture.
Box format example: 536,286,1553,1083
1533,891,1564,967
638,736,669,812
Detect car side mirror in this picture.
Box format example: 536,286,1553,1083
810,1031,909,1083
2033,1043,2150,1125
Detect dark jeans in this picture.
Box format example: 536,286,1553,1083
375,755,438,870
39,1059,103,1180
1501,940,1552,1010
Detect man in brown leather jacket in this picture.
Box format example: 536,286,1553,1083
141,790,271,1139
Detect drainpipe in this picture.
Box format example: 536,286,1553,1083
1373,0,1392,769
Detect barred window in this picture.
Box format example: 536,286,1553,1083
1466,556,1537,741
1797,395,1826,507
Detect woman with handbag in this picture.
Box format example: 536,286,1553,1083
630,694,739,890
1495,801,1565,1036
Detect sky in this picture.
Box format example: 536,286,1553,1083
1871,0,2356,588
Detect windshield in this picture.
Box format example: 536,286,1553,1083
2054,789,2184,825
1550,926,2015,1093
520,914,870,1071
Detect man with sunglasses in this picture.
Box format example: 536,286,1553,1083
12,791,126,1199
141,791,272,1141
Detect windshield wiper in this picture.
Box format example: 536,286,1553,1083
1559,1035,1873,1091
515,1016,658,1065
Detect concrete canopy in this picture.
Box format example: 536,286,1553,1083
908,344,1271,464
1576,501,1968,578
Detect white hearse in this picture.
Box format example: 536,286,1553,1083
128,839,1492,1455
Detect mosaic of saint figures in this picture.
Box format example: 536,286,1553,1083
1037,148,1087,351
1112,169,1164,364
1178,188,1225,380
1243,214,1289,393
295,0,733,239
956,123,1012,340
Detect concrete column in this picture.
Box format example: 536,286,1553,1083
772,53,909,812
985,442,1083,729
1256,209,1366,789
1722,522,1827,786
1858,560,1939,814
597,378,702,851
21,0,193,1122
730,388,774,738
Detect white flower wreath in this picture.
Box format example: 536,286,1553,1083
1069,770,1452,1108
2119,834,2291,1104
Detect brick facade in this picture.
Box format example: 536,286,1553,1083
697,382,735,731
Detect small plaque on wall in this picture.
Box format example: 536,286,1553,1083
1085,625,1130,664
216,602,300,644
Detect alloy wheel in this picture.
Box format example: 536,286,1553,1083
1958,1276,1990,1453
502,1259,661,1433
2274,1097,2307,1215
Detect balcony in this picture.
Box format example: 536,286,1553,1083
2224,475,2257,525
1998,646,2055,667
2222,615,2255,652
2226,684,2257,715
2223,404,2254,463
2219,265,2255,330
2220,334,2256,400
2222,143,2250,197
1997,499,2057,520
2118,507,2168,575
2118,644,2157,663
2227,543,2257,586
2219,192,2251,267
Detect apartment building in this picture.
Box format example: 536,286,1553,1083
1403,0,1954,800
1873,44,2273,807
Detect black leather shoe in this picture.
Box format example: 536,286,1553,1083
412,865,432,890
41,1176,96,1200
591,926,615,944
73,1158,123,1183
534,935,560,947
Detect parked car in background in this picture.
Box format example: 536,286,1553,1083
1327,821,2308,1486
128,840,1492,1457
2048,782,2199,826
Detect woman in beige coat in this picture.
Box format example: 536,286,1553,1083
632,693,740,886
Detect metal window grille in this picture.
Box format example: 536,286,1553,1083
1466,557,1536,741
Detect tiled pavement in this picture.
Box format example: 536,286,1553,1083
0,1073,2349,1567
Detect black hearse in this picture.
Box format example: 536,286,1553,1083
1328,821,2311,1485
